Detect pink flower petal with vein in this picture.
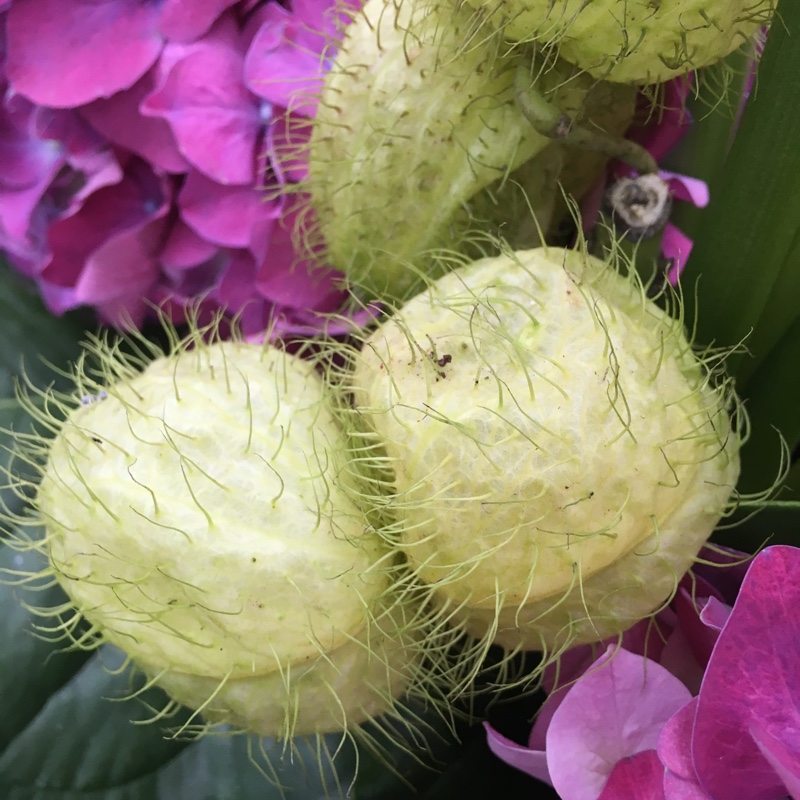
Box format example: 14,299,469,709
546,646,691,800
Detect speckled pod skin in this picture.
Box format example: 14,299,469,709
307,0,636,302
35,340,418,737
462,0,774,83
351,247,741,653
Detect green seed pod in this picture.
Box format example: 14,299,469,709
18,327,423,740
305,0,636,303
350,247,742,654
463,0,775,83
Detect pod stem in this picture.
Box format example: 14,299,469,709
514,63,659,176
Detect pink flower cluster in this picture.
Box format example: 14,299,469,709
0,0,359,337
486,545,800,800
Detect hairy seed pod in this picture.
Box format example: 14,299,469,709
305,0,635,303
26,332,422,738
350,247,741,653
463,0,775,84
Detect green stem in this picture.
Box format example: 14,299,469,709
514,63,659,175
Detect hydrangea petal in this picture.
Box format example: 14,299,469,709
596,750,666,800
693,546,800,800
484,722,551,784
158,0,239,42
546,646,692,800
266,113,312,183
41,160,169,316
254,214,343,309
292,0,359,40
6,0,162,107
244,4,327,117
75,214,170,327
142,41,259,184
160,219,219,269
81,70,189,174
179,168,279,262
0,106,62,190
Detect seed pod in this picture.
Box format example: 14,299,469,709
305,0,636,303
20,328,423,739
462,0,775,83
350,247,741,654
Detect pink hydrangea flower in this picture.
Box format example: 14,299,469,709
486,545,800,800
0,0,364,339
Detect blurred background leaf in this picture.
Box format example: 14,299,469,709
667,0,800,549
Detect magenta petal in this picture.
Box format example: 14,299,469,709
244,5,327,116
529,686,570,750
255,217,343,310
546,646,692,800
81,69,188,174
596,750,666,800
693,545,800,800
267,114,312,183
0,107,62,190
659,626,705,696
143,42,259,185
42,159,169,299
160,219,219,269
75,214,170,328
658,699,698,781
662,172,710,207
38,281,80,316
292,0,360,40
179,169,279,262
626,76,693,163
158,0,239,42
693,546,752,606
663,772,715,800
750,721,800,800
215,249,261,311
6,0,162,107
484,723,551,785
673,585,727,669
698,595,732,633
662,223,693,284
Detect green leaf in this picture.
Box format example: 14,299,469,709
0,265,90,526
736,316,800,497
0,532,93,753
680,0,800,385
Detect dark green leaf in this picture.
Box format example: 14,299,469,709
680,0,800,385
0,265,90,526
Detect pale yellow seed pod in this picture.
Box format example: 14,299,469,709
36,338,417,737
463,0,774,84
351,247,741,652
